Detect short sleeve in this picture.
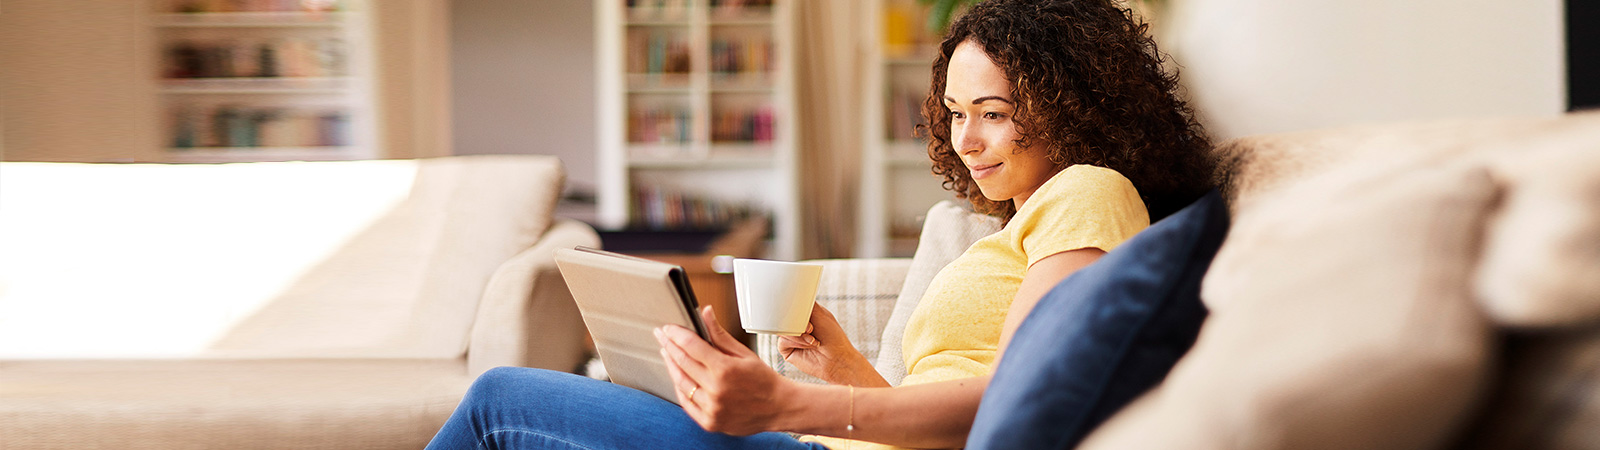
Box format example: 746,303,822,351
1011,165,1151,267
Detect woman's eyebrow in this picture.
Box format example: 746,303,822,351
944,95,1015,105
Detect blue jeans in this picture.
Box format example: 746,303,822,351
426,367,830,450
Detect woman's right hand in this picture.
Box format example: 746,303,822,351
777,303,890,387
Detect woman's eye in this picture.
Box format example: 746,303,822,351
949,110,964,119
983,112,1005,120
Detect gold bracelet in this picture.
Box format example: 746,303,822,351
847,385,856,445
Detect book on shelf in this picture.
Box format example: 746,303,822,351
165,38,347,79
711,105,775,143
171,0,345,13
171,105,350,149
709,35,773,76
887,86,927,141
626,30,691,80
709,0,774,18
629,106,693,145
626,0,690,22
630,183,760,231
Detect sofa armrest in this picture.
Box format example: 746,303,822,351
758,258,911,384
467,219,600,376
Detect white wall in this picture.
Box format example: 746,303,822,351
1164,0,1565,140
450,0,596,195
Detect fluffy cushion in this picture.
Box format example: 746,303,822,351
1081,162,1498,450
966,191,1228,450
1210,116,1553,214
874,200,1003,385
1212,111,1600,327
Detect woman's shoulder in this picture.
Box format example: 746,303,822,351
1008,165,1149,259
1029,164,1140,209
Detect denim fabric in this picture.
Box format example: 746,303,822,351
966,191,1229,450
427,367,828,450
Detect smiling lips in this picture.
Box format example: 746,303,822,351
969,162,1002,180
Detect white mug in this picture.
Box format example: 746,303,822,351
733,258,822,336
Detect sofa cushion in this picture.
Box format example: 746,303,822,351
1081,161,1498,449
1211,111,1600,327
762,258,914,385
0,155,564,360
0,358,474,449
873,200,1003,385
1211,116,1554,214
966,191,1227,450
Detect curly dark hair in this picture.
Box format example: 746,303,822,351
920,0,1214,221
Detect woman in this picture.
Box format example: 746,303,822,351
426,1,1211,449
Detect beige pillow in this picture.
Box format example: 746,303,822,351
1212,116,1554,214
1080,161,1498,449
1473,112,1600,327
873,200,1002,385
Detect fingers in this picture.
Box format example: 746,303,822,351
777,334,818,350
661,347,695,402
700,306,754,357
661,351,713,426
656,327,711,383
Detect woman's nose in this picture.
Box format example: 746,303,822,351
955,121,982,155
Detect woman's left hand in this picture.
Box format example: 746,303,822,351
655,305,797,435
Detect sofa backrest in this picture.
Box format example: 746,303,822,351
0,155,564,360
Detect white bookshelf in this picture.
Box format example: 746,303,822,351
151,1,376,163
596,0,799,260
857,0,952,258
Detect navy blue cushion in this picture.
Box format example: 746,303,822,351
965,190,1229,450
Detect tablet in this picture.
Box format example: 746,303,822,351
553,246,711,404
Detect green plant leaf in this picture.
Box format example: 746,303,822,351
926,0,958,34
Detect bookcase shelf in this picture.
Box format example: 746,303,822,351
151,0,375,163
598,0,797,260
858,0,952,258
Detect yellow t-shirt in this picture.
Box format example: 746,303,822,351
807,164,1149,450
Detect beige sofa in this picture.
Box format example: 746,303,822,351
761,112,1600,449
0,155,597,449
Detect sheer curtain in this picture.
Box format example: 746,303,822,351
793,0,871,259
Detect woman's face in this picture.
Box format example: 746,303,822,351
943,40,1060,208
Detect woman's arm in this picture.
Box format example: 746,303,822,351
996,248,1104,366
657,310,983,447
657,247,1102,447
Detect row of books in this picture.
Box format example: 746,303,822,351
631,184,759,231
886,86,928,141
629,105,776,144
709,36,774,75
629,31,692,74
712,105,776,143
629,106,693,144
170,105,351,148
626,0,773,21
165,38,347,79
172,0,344,13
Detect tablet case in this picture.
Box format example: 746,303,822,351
553,247,710,404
